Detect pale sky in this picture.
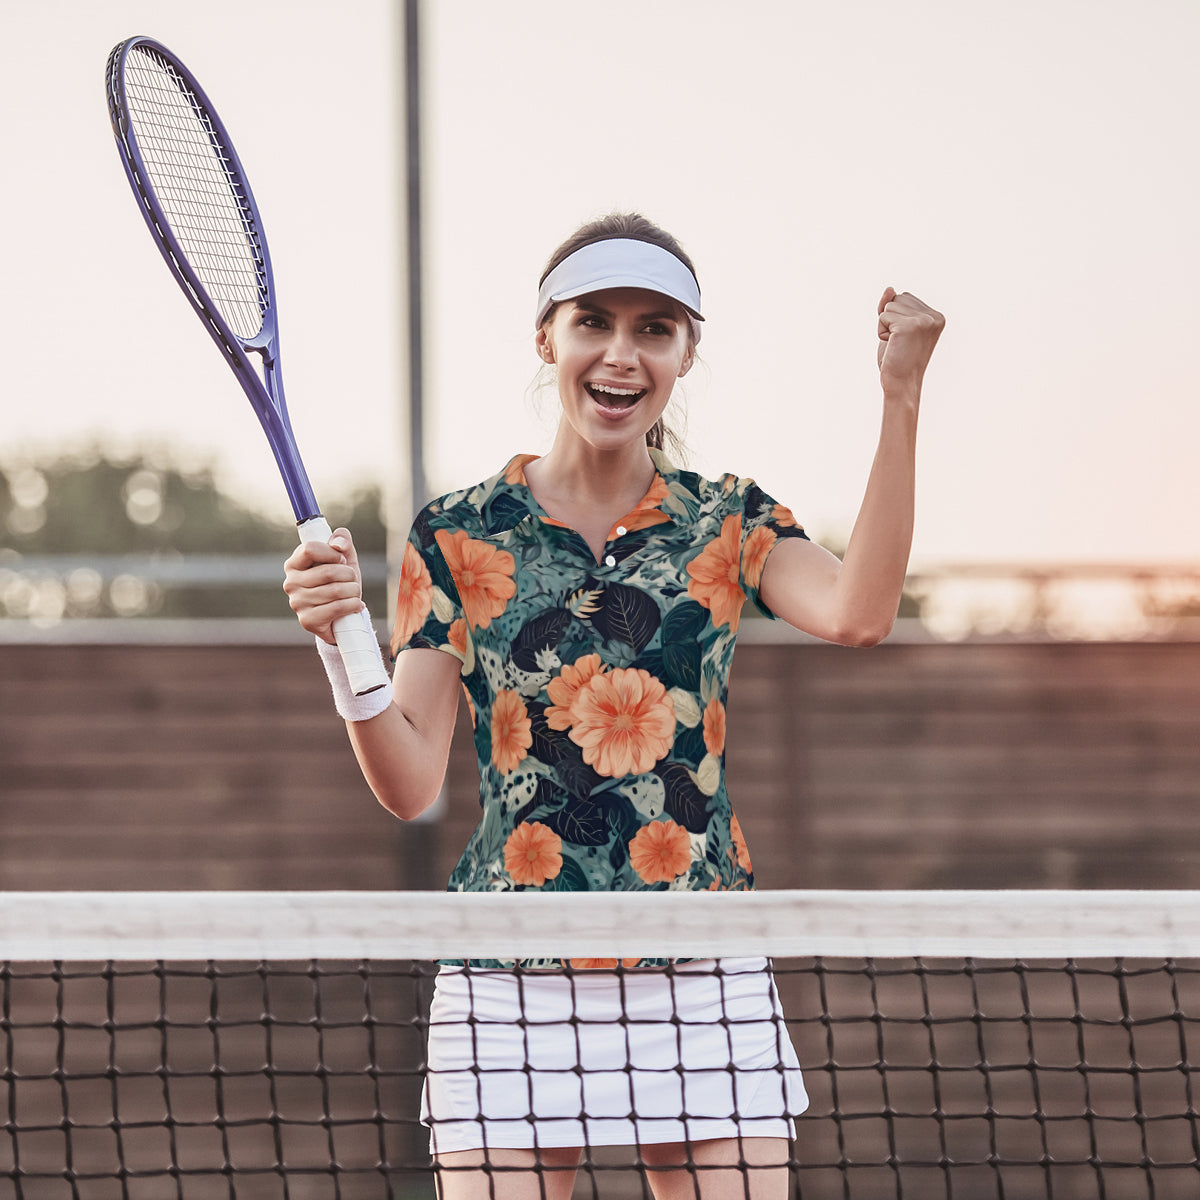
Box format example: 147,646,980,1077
3,0,1197,565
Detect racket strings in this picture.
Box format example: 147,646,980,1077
123,47,268,342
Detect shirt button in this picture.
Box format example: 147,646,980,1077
616,525,627,536
604,554,616,567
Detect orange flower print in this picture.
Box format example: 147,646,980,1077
686,515,745,631
390,541,434,653
629,819,692,884
504,453,539,486
434,529,516,631
569,958,643,970
771,502,801,530
741,525,777,592
448,617,469,659
702,698,726,757
730,812,752,872
545,654,605,731
614,474,671,536
504,822,563,887
490,689,532,775
567,668,676,777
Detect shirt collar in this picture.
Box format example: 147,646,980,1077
490,452,680,536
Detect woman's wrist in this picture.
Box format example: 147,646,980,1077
315,608,394,721
880,378,922,410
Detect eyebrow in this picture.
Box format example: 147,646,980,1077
574,301,679,323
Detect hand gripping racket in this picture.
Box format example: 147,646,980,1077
105,36,388,695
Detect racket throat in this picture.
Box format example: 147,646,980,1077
242,326,275,359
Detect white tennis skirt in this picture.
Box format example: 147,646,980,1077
421,957,808,1154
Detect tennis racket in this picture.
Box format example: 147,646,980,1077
105,35,388,695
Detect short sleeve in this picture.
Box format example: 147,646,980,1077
389,507,468,666
738,481,811,619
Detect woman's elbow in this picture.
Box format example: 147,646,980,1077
372,782,442,822
829,617,894,648
359,749,447,821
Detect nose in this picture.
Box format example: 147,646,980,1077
603,326,639,371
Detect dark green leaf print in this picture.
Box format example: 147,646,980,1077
661,600,708,644
545,799,609,847
659,600,708,690
412,506,437,549
633,649,665,683
661,640,701,691
672,722,707,769
657,761,711,833
527,702,571,764
511,608,572,672
553,754,603,800
550,856,591,892
425,544,457,601
482,490,532,533
590,583,660,653
605,793,642,855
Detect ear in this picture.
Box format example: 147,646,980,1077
677,345,695,378
535,325,555,364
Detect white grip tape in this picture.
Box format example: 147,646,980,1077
298,516,390,697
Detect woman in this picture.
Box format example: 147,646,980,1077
284,212,943,1199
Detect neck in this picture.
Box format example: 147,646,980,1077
529,431,658,509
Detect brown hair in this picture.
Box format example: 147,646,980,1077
538,213,698,457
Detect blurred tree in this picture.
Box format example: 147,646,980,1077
0,448,384,555
0,448,387,620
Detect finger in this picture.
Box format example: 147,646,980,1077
287,578,362,616
878,297,928,336
283,562,359,600
328,527,360,570
301,597,368,645
289,571,361,601
877,286,897,315
884,294,942,324
287,539,347,573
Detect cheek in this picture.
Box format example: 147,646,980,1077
652,346,691,385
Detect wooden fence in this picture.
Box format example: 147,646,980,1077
0,639,1195,892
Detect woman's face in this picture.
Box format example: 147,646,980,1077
536,287,694,454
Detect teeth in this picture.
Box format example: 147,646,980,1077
591,384,642,396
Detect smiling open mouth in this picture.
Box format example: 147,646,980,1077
586,383,647,409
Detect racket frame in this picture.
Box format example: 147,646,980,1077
106,36,388,695
106,35,317,521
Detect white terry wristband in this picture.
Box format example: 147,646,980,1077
315,608,394,721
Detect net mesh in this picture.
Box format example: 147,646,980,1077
1,891,1197,1200
122,45,267,341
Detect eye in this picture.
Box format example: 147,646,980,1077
642,322,672,337
576,314,607,330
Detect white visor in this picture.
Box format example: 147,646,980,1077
535,238,703,343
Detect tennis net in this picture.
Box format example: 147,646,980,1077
1,890,1197,1199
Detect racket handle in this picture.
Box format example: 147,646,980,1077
297,516,390,697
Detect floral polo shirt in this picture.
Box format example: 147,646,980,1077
390,449,809,967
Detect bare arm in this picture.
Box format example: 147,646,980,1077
283,529,461,819
759,288,944,647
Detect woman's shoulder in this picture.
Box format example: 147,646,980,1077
415,456,539,537
659,458,780,515
654,454,805,537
